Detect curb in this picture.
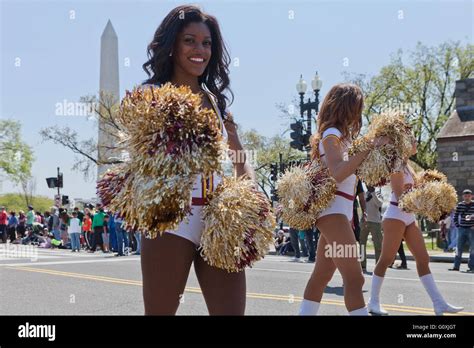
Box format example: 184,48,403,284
267,251,468,264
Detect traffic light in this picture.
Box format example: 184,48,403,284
57,173,63,188
270,164,278,182
46,177,58,188
279,161,285,174
303,132,311,147
271,188,278,202
290,120,304,151
62,195,69,205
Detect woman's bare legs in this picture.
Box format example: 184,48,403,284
368,218,405,315
193,253,246,315
403,222,430,276
303,234,337,303
302,214,366,313
374,219,406,277
404,223,463,315
141,233,196,315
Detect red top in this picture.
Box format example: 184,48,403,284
82,217,92,232
0,211,7,225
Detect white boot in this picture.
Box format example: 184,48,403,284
368,274,388,315
368,301,388,315
420,274,464,315
299,299,320,315
349,306,369,316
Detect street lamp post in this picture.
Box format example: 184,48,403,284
295,72,323,160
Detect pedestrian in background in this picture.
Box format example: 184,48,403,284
359,185,384,273
50,207,61,241
108,212,117,253
17,211,26,238
7,211,18,243
103,213,110,253
298,230,308,258
59,212,69,246
440,214,451,252
449,189,474,272
114,212,128,257
0,206,8,243
447,210,458,251
304,228,316,263
389,241,408,269
90,206,106,253
26,206,35,231
288,227,302,261
82,212,92,249
68,211,82,252
134,228,141,255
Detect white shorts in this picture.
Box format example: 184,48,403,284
383,203,416,226
318,194,354,221
165,204,203,246
165,172,222,246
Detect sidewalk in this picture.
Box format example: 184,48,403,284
267,244,469,263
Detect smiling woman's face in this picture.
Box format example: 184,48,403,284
173,21,212,78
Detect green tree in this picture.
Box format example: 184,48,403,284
0,119,35,205
0,119,34,184
0,193,53,213
345,41,474,169
239,127,306,198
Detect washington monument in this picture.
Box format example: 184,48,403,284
97,19,120,179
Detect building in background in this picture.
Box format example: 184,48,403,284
437,78,474,197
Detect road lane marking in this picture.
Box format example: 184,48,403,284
0,256,140,267
3,257,472,286
5,266,473,315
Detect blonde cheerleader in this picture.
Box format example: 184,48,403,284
299,84,389,316
368,136,463,315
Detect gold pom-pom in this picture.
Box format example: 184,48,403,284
199,177,276,273
277,161,337,230
415,169,447,186
97,164,195,239
399,179,457,223
124,174,195,239
97,165,131,208
97,83,228,238
349,111,413,187
117,83,227,177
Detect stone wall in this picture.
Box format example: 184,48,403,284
437,139,474,197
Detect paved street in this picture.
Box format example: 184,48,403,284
1,245,473,316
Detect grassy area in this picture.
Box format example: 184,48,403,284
0,193,54,213
363,238,444,252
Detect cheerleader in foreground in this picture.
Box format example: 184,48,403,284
368,137,464,315
140,5,254,315
299,84,389,315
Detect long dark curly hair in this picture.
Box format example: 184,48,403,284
142,5,233,118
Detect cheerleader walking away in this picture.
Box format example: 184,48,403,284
299,84,390,316
368,137,464,315
140,5,255,315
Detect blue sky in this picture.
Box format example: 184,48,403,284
1,0,472,200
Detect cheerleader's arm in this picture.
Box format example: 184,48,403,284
389,171,405,201
322,136,370,182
